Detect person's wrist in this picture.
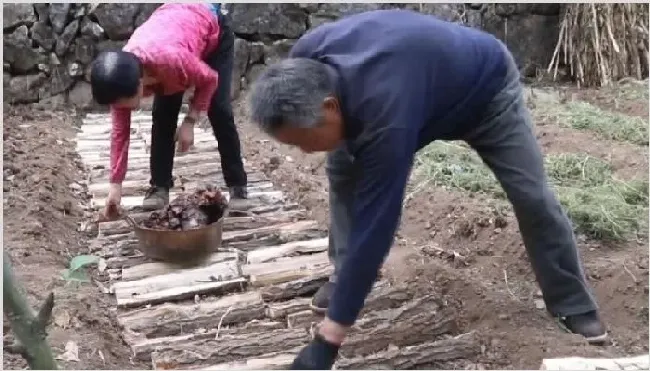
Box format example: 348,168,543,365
317,317,348,346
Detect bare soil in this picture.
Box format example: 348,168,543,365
2,81,647,370
2,105,144,370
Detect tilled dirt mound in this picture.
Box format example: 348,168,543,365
2,105,143,370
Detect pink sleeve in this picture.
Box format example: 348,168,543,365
109,106,131,184
156,48,219,113
179,50,219,112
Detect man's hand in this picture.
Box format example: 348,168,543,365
102,183,123,221
290,318,348,370
176,116,196,153
290,333,340,370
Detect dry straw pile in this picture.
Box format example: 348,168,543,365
548,3,649,87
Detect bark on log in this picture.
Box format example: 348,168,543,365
91,180,274,198
3,252,58,370
260,266,333,302
265,298,311,319
246,238,329,264
129,320,285,361
540,355,650,370
98,210,307,237
119,251,240,282
242,252,330,287
287,310,322,329
222,220,325,251
117,291,266,339
151,328,310,369
192,351,299,370
113,259,245,308
341,295,457,357
336,334,480,369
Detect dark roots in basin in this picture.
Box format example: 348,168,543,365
142,185,227,230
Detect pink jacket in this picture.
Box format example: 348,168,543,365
110,3,221,184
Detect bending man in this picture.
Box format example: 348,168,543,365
90,3,247,220
249,9,607,370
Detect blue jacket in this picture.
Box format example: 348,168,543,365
289,9,509,326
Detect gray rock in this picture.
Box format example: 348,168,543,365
34,3,49,21
46,64,75,96
298,3,319,13
316,3,382,18
73,36,96,64
55,19,79,57
246,64,267,86
230,4,307,39
49,3,71,34
92,3,140,40
50,53,61,66
31,21,55,51
135,3,162,27
3,4,36,30
419,3,465,23
39,93,67,109
5,74,47,104
74,4,88,19
264,39,296,65
249,42,265,65
80,18,104,40
3,25,42,74
482,13,560,77
231,38,250,100
309,15,335,29
68,62,83,78
37,63,50,74
97,40,127,54
68,81,94,109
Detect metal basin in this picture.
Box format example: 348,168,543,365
125,214,224,266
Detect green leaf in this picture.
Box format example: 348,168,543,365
68,255,99,272
61,269,90,283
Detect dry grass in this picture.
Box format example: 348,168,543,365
547,4,650,87
413,142,648,241
534,99,649,145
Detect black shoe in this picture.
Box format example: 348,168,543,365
310,281,334,314
559,310,608,344
229,186,248,200
142,186,169,211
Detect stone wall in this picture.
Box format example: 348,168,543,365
3,3,561,108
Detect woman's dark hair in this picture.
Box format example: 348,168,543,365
90,51,143,105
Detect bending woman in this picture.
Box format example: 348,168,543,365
90,3,247,220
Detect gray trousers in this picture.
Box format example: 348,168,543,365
326,45,598,317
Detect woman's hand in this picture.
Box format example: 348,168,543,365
176,115,196,153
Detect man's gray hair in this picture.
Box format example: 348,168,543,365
248,58,333,133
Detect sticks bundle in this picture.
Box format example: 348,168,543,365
548,4,650,87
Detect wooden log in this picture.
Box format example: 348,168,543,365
287,310,322,329
82,150,218,169
194,351,299,370
540,355,650,370
90,188,280,211
93,218,324,269
129,320,285,362
112,260,245,308
340,295,457,358
261,266,333,302
98,209,306,237
242,252,331,287
90,179,273,198
222,220,325,252
265,298,311,319
151,328,310,369
336,335,480,369
118,291,266,339
246,238,329,264
119,251,240,282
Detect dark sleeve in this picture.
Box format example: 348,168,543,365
327,126,418,326
288,32,319,59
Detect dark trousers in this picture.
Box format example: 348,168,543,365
327,42,598,317
149,13,247,189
